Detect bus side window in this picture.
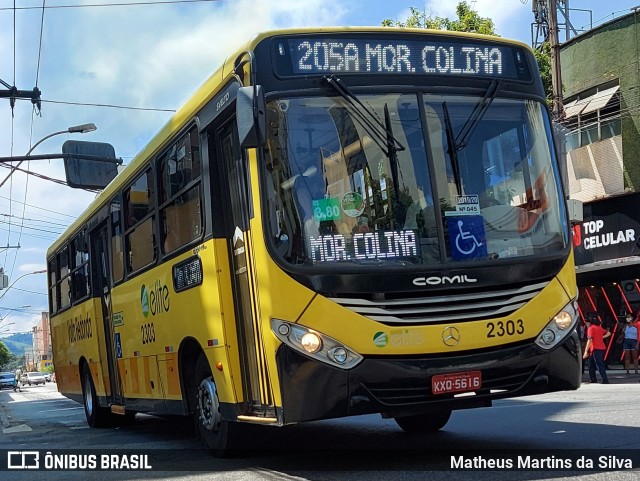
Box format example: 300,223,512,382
71,230,90,302
110,198,124,283
158,127,202,255
48,258,58,314
124,169,157,273
58,246,71,310
128,218,156,271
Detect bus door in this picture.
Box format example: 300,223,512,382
90,222,125,406
212,118,273,416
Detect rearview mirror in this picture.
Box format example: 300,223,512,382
236,85,266,148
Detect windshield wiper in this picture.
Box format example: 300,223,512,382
383,103,405,226
442,101,462,194
454,79,501,151
323,74,407,227
322,74,405,156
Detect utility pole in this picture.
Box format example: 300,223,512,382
548,0,564,118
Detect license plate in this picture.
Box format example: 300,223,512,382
432,371,482,395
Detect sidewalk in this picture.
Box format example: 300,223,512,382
582,366,640,384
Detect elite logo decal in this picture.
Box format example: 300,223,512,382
140,280,170,317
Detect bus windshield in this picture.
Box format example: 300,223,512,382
264,91,567,268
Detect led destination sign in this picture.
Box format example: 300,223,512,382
280,37,531,80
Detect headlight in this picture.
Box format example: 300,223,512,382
535,300,578,350
554,311,573,330
271,319,363,369
301,332,322,353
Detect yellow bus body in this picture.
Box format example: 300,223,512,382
47,27,580,450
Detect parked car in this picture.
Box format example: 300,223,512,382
0,371,14,389
21,371,46,386
43,372,51,382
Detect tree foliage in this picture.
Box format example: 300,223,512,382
383,2,553,104
534,42,553,104
0,341,12,369
383,2,496,36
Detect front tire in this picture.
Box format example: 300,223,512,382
81,363,113,428
394,410,452,433
194,353,239,456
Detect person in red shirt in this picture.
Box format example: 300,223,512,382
583,313,611,384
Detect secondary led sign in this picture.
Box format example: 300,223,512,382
308,230,418,263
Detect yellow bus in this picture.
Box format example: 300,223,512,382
48,27,581,454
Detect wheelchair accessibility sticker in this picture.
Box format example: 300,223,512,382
115,333,123,359
447,215,487,260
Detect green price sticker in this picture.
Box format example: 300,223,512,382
313,198,341,221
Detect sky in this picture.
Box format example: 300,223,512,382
0,0,635,338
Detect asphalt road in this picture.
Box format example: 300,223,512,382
1,370,639,481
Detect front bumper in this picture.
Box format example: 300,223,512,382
276,329,581,424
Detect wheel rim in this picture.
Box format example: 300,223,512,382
83,373,93,415
197,376,221,433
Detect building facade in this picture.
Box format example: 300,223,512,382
29,312,52,371
560,11,640,364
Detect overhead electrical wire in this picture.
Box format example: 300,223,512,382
3,0,18,270
0,226,60,241
1,0,226,11
0,194,77,219
1,213,72,229
0,0,197,313
40,98,176,112
0,162,101,191
35,0,46,87
4,0,49,285
0,221,63,236
13,97,176,112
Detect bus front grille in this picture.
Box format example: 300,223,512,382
329,281,549,325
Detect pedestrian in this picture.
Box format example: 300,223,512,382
622,314,639,375
583,313,611,384
13,366,22,392
578,319,588,373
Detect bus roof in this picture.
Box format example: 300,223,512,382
46,26,533,258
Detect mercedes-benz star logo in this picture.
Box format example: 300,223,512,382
442,326,461,346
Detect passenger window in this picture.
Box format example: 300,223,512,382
58,247,71,310
124,168,156,272
110,199,124,283
158,127,202,254
71,230,90,302
125,169,155,228
48,258,58,314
